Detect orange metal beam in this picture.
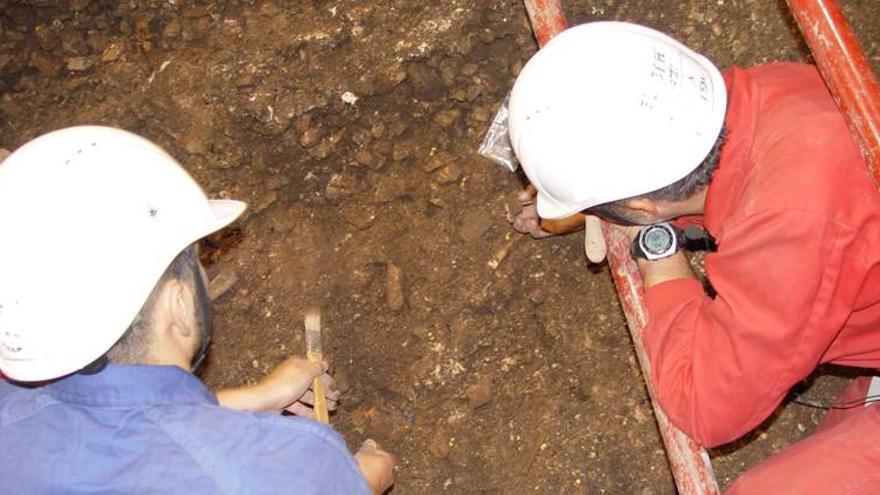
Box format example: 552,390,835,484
786,0,880,179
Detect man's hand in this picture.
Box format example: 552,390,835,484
216,356,340,416
508,186,606,264
508,186,555,238
355,439,396,495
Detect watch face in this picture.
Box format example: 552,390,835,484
643,226,673,254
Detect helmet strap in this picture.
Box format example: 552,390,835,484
79,354,109,375
189,260,214,373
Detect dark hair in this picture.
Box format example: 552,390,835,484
586,128,726,223
106,245,199,364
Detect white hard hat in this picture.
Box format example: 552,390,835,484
0,126,246,381
509,22,727,219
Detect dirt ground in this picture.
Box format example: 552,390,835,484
2,0,880,493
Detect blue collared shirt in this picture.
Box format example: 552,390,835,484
0,364,369,494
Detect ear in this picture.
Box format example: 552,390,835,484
622,197,661,216
164,279,194,338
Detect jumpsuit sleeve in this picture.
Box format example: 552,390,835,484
642,209,852,447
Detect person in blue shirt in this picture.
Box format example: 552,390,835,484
0,126,395,494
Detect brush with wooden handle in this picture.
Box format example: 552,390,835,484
304,308,330,425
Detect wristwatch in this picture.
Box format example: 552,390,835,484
630,222,685,261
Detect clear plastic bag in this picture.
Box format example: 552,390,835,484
478,97,518,172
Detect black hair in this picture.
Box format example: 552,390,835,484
106,244,199,364
586,128,726,224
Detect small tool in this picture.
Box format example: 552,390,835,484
304,308,330,425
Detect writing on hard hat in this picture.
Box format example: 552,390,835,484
508,22,727,219
0,126,246,381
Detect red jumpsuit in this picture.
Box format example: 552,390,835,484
645,63,880,493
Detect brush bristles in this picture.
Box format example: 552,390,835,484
304,309,322,354
304,310,321,332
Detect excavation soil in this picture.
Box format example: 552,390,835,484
2,1,880,493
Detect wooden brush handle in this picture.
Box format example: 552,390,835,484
308,351,330,424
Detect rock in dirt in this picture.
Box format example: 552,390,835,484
458,209,493,242
428,429,452,459
423,151,454,173
298,125,323,148
406,62,445,101
66,56,93,72
324,173,357,200
435,162,462,184
340,203,377,230
30,51,62,76
208,268,239,301
34,25,59,51
466,375,493,409
433,108,461,128
101,42,123,62
386,262,405,311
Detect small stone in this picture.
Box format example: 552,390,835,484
340,204,377,230
61,31,89,56
428,429,451,459
34,25,59,51
162,19,182,40
66,56,92,72
86,31,109,54
392,139,419,162
458,209,493,242
208,268,239,301
433,108,461,128
353,149,375,168
341,91,359,105
466,375,493,409
324,173,356,200
406,62,445,101
101,43,123,62
469,105,492,124
435,163,462,184
299,126,323,148
386,262,405,311
423,151,454,172
30,51,62,76
450,85,481,103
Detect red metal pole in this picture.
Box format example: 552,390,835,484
519,1,720,493
785,0,880,180
522,0,569,46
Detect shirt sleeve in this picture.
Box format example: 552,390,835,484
643,209,852,447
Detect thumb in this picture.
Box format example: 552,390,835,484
306,360,328,379
358,439,378,454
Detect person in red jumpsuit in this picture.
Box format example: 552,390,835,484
506,22,880,493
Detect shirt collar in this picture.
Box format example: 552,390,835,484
47,364,218,408
703,67,757,237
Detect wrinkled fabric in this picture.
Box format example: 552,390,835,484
724,379,880,495
0,364,369,494
643,62,880,492
644,62,880,447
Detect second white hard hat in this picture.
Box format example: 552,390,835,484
0,126,246,381
508,21,727,219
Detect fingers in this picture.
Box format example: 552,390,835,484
285,402,315,418
355,439,396,495
584,215,607,263
299,389,340,410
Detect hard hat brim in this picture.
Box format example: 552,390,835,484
208,199,247,231
536,190,581,220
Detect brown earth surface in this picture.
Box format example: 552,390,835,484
2,0,880,493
